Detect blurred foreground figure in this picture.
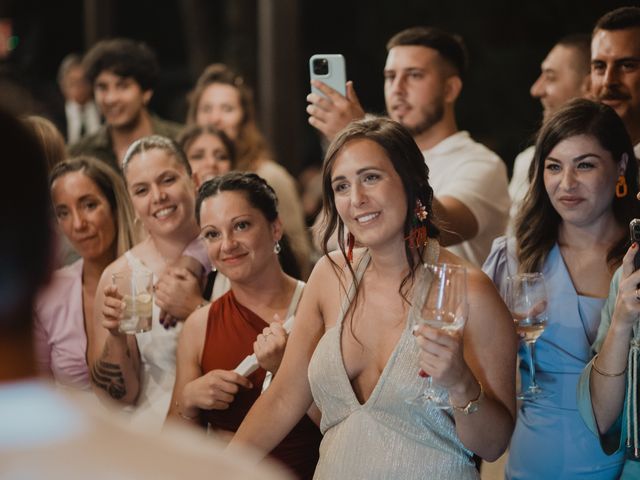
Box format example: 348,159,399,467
0,107,289,480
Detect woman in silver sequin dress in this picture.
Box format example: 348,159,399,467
230,118,517,479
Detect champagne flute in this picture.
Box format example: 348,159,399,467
506,273,549,400
408,263,468,409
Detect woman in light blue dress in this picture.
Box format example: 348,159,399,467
483,99,640,479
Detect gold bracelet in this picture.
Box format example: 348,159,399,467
592,353,626,377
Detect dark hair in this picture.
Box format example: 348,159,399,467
196,172,278,223
196,172,301,278
122,135,192,177
386,26,468,78
556,33,591,77
594,6,640,33
177,124,237,168
516,98,640,273
0,108,52,329
49,156,138,257
186,64,271,170
321,116,440,303
83,38,159,91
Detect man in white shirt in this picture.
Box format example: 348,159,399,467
509,35,591,230
57,54,101,144
591,7,640,158
307,27,509,266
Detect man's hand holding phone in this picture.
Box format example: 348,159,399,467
307,54,365,141
306,80,365,141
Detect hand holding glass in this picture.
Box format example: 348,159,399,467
112,270,154,334
408,263,468,408
506,273,548,400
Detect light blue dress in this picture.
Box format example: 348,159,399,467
483,237,625,479
577,267,640,479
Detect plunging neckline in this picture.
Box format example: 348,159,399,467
335,244,439,407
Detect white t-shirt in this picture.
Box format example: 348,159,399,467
423,131,510,266
0,380,290,480
507,145,535,235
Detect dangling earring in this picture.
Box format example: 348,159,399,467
406,199,429,248
274,241,281,254
347,232,355,264
616,175,628,198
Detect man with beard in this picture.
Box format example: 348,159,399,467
591,7,640,157
307,27,509,266
69,38,182,172
508,34,591,230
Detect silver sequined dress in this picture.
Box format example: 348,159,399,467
308,249,479,479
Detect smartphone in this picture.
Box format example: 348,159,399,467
630,219,640,270
309,54,347,97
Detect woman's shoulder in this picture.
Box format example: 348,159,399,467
438,247,503,298
313,248,366,275
36,259,83,309
183,302,211,336
99,252,133,284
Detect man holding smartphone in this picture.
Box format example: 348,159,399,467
307,26,510,267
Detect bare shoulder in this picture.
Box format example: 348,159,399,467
307,248,362,294
438,247,503,310
179,304,210,360
183,304,209,338
98,255,130,287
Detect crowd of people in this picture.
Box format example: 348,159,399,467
2,5,640,480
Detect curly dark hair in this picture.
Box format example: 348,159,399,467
83,38,159,91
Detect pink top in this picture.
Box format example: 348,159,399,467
34,259,90,391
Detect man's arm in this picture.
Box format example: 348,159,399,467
432,196,479,246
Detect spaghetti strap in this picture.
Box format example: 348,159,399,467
124,251,152,273
285,280,306,319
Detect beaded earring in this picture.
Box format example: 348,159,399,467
346,232,355,264
406,199,429,249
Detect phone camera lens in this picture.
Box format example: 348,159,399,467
313,58,329,75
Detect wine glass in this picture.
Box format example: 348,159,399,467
505,273,549,400
408,263,468,409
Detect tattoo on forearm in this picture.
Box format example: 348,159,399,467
91,360,126,399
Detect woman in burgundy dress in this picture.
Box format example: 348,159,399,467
167,172,320,479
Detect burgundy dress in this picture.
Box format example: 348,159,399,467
200,290,321,479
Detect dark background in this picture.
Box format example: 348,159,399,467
1,0,635,176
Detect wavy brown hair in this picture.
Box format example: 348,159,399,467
186,64,272,171
321,117,440,314
516,98,640,273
